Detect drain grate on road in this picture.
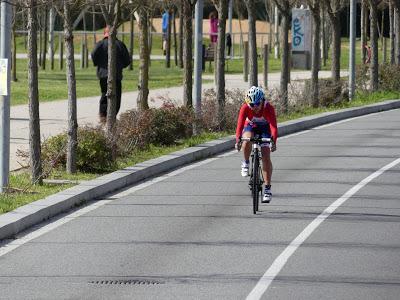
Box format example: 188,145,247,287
89,279,164,285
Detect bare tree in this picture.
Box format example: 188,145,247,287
182,0,197,108
137,1,150,110
41,5,48,70
178,0,183,68
369,0,379,91
11,3,18,82
389,1,395,64
212,0,228,129
98,0,121,135
95,0,137,138
307,0,320,107
323,0,347,82
271,0,296,113
244,0,258,86
26,0,43,184
361,0,368,63
54,0,82,174
391,0,400,65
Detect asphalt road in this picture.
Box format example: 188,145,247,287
1,109,399,300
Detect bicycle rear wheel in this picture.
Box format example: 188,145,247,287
252,151,260,214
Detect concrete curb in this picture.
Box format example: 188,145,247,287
1,99,400,241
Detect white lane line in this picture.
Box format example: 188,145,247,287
246,157,400,300
0,155,228,257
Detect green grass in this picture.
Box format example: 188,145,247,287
0,131,228,214
13,36,390,106
11,58,187,106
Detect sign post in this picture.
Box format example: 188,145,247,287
291,8,312,69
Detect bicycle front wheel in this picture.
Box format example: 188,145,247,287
252,151,260,214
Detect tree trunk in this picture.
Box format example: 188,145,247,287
137,6,150,110
173,9,178,66
214,0,228,130
93,5,97,46
245,0,258,86
274,5,280,59
11,5,17,82
395,6,400,65
369,0,379,91
310,2,320,108
106,27,118,138
361,0,367,63
63,2,78,174
41,8,48,70
129,13,134,70
182,0,194,108
328,13,341,82
321,6,327,67
49,7,55,70
280,13,289,113
27,0,42,185
390,2,395,64
179,1,184,68
166,11,172,68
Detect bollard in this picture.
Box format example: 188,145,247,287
263,44,269,89
243,41,249,82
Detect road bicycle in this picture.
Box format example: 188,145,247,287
239,136,271,214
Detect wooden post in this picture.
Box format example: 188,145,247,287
263,44,269,89
59,32,64,70
81,34,85,69
243,41,248,82
214,43,217,84
129,14,134,70
383,37,387,63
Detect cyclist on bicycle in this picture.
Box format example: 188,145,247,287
235,86,278,203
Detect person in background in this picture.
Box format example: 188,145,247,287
209,11,218,45
91,27,131,124
162,9,170,55
226,33,232,57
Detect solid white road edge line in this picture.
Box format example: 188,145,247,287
246,157,400,300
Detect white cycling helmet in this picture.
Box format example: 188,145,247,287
245,86,265,107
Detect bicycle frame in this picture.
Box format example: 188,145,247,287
240,136,271,214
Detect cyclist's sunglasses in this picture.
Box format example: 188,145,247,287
248,102,260,108
245,96,262,108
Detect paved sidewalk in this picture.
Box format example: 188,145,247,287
11,70,347,171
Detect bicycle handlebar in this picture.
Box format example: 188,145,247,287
240,137,272,143
236,137,273,152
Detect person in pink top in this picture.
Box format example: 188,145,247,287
209,11,218,44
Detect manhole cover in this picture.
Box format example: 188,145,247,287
89,279,164,285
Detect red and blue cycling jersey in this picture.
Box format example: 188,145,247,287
235,101,278,143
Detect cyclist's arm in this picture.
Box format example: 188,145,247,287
235,104,247,143
264,103,278,143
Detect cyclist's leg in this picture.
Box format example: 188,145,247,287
240,127,253,177
242,130,253,162
261,146,273,185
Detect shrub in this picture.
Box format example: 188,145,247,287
116,100,194,154
41,126,114,173
148,102,194,145
200,88,243,132
355,64,369,93
379,64,400,91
